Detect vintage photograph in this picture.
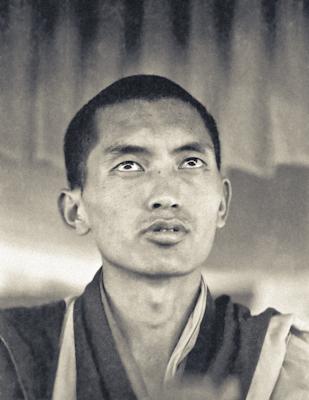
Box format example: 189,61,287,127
0,1,308,399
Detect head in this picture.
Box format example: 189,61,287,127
59,75,231,277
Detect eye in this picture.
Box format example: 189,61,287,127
179,157,206,169
113,161,144,172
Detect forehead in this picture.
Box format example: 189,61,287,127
94,98,213,148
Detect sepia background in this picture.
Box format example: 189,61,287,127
0,0,308,318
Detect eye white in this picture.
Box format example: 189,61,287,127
179,157,205,169
114,161,144,172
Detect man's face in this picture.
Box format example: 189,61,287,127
80,99,230,277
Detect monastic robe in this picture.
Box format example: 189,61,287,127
1,268,308,400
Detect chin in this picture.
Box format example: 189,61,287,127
137,269,194,279
102,247,204,278
136,260,199,278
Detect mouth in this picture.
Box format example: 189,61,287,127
142,220,189,245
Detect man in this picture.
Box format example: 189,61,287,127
0,75,308,400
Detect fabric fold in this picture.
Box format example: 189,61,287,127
73,269,137,400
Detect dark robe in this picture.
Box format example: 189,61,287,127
0,269,276,400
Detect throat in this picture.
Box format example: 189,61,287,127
103,266,203,357
103,266,202,331
101,265,205,397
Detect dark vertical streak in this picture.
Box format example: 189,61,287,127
31,0,60,41
28,1,54,164
213,0,236,44
72,0,100,56
303,0,309,18
261,0,279,55
169,0,191,48
212,0,236,65
0,0,9,31
302,0,309,52
123,0,144,55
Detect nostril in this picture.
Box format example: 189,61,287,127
153,203,161,209
171,204,178,208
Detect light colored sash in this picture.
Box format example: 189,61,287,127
51,297,77,400
247,314,309,400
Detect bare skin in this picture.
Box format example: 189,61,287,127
103,262,202,397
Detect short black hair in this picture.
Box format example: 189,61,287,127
64,75,221,189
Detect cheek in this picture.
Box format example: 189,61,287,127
192,185,221,211
191,190,222,230
85,183,142,236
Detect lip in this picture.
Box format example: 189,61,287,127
142,219,189,245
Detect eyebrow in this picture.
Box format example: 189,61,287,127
172,142,214,154
103,144,152,156
103,141,214,157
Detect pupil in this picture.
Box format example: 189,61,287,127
124,164,132,170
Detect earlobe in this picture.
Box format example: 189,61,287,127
217,178,232,229
58,189,90,236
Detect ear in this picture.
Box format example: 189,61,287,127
216,178,232,229
58,188,90,235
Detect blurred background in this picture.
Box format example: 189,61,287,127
0,0,308,319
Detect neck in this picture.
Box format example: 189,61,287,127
102,263,203,355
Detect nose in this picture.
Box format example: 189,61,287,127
148,196,179,210
145,170,182,211
146,180,181,210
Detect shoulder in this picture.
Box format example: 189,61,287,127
0,300,67,357
210,295,280,396
0,339,25,399
233,309,309,399
268,316,309,399
0,300,66,338
214,294,279,332
0,300,67,400
211,294,278,361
